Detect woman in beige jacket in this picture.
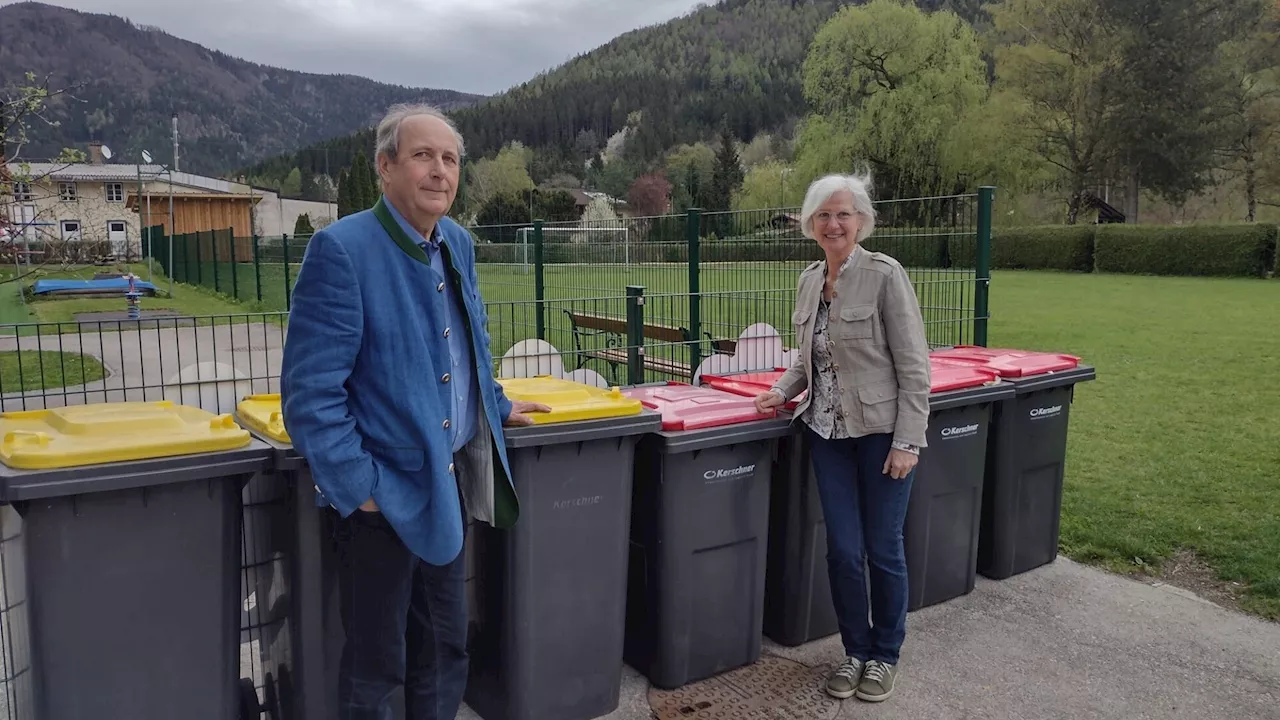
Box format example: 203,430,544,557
755,173,931,704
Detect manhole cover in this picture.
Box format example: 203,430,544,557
648,654,840,720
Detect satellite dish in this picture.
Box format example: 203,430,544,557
100,144,113,160
142,150,153,164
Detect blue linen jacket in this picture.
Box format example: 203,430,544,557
280,200,519,566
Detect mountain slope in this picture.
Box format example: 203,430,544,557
0,1,482,177
245,0,996,191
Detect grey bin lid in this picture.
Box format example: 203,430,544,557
503,409,664,449
0,439,273,502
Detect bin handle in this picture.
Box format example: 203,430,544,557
3,430,49,447
210,414,240,430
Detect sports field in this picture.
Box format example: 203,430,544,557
476,262,1280,620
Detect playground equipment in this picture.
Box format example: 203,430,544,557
124,273,142,320
31,276,159,298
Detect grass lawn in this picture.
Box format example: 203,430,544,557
988,270,1280,620
478,264,1280,620
0,350,107,392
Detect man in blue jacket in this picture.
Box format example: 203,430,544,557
280,103,549,719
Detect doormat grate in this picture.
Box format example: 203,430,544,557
647,654,840,719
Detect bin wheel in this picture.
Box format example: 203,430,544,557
239,677,263,719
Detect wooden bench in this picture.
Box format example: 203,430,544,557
564,310,698,381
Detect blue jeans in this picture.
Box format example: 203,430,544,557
807,427,913,664
334,505,469,720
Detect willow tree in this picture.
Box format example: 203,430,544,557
793,0,991,202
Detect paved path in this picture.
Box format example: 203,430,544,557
0,323,285,413
461,558,1279,720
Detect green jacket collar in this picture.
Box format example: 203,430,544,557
372,196,432,266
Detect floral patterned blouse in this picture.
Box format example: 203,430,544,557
802,297,850,440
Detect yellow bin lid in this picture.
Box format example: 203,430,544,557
498,376,643,424
237,394,291,444
0,400,252,470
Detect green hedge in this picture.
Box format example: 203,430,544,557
477,223,1279,277
995,225,1095,272
1094,224,1277,278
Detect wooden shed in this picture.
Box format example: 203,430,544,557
127,191,261,237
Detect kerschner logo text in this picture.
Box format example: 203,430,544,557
941,423,979,439
704,464,756,482
1030,405,1062,420
554,495,603,510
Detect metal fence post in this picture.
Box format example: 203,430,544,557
626,285,645,386
282,234,292,312
686,208,702,375
253,235,263,303
975,186,994,347
194,231,203,286
229,230,239,301
212,230,221,294
534,220,545,340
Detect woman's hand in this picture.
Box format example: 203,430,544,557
882,448,918,480
754,390,785,414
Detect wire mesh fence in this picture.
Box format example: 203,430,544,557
145,226,311,311
474,190,992,355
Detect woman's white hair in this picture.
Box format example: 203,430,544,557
799,172,877,243
374,103,466,161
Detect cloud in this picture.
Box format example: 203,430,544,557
6,0,707,94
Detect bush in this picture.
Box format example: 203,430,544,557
862,233,950,269
993,225,1095,272
1094,223,1278,278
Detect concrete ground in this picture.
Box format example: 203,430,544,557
457,558,1280,720
0,322,285,413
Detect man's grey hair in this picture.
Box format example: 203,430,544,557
799,172,877,244
374,103,466,161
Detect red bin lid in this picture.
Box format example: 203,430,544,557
622,382,777,431
931,345,1081,378
930,357,1001,392
700,371,806,410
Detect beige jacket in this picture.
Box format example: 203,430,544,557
772,244,932,448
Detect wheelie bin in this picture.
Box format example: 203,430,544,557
698,369,831,647
237,393,444,720
903,359,1013,611
929,346,1097,580
465,377,661,720
619,382,792,689
0,400,269,720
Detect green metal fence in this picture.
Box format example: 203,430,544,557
141,190,993,362
145,226,312,310
474,189,993,373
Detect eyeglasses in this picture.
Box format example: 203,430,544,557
814,211,856,223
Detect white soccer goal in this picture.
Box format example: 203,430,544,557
514,225,633,273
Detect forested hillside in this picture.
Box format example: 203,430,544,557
248,0,1279,227
0,2,481,178
243,0,994,195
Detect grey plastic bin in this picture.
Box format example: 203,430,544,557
0,408,269,720
619,383,792,689
466,409,661,720
904,369,1015,610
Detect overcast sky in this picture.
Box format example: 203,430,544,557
5,0,708,95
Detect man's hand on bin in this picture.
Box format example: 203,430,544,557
754,390,785,414
505,400,552,427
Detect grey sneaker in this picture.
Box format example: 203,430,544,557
825,657,864,699
855,660,898,702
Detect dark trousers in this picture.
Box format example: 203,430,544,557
808,428,914,665
333,499,469,720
